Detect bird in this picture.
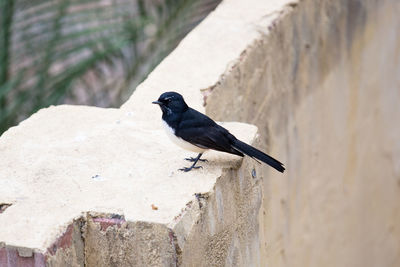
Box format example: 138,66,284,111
152,92,285,173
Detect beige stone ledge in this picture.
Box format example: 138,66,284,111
0,102,262,264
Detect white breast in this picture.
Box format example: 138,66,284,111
162,120,207,153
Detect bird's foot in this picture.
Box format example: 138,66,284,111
179,166,203,172
185,157,208,162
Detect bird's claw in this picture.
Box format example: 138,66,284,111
185,157,208,162
179,166,203,172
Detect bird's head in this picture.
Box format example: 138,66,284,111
152,91,188,115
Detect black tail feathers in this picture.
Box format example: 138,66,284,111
232,139,285,173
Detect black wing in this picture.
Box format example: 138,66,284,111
176,108,243,156
176,108,285,172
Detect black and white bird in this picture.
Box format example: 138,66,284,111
152,92,285,173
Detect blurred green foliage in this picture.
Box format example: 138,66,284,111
0,0,220,134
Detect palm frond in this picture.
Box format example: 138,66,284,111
0,0,221,135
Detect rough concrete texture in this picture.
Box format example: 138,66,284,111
205,0,400,266
46,220,85,267
85,216,178,266
0,102,260,265
175,154,265,267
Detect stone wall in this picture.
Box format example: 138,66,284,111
205,0,400,266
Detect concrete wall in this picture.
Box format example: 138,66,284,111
206,0,400,266
1,0,399,266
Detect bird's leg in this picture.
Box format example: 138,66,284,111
185,154,208,162
180,153,204,172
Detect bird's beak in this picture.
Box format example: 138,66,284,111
152,101,162,105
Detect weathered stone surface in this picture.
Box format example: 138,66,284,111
85,216,178,266
46,220,85,267
0,102,259,265
174,155,264,267
205,0,400,266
